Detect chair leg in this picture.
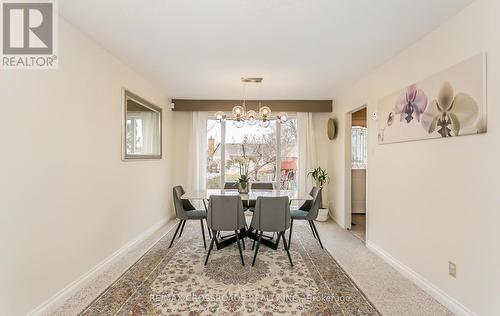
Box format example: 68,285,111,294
281,231,293,267
204,230,217,265
168,220,183,248
179,220,186,237
200,220,206,250
275,232,282,249
235,230,245,266
288,219,294,248
308,220,317,239
311,221,324,249
252,231,263,266
206,220,212,239
252,239,256,250
241,231,246,250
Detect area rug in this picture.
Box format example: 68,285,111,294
79,221,380,315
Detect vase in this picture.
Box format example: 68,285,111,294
238,182,249,194
316,208,329,222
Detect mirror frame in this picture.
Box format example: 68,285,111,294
122,88,162,160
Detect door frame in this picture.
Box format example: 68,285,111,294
344,104,368,236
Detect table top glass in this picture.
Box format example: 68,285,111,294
181,189,313,201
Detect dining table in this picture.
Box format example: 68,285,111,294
181,189,313,250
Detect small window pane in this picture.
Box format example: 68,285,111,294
280,118,298,190
352,126,367,169
225,121,277,183
206,119,222,189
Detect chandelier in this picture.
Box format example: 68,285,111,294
214,77,288,128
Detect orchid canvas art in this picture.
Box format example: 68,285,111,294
378,53,486,144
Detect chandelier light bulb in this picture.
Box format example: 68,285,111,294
232,105,245,117
246,110,258,125
214,111,226,123
259,106,271,117
277,112,288,124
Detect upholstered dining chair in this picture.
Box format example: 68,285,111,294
223,182,239,189
247,182,274,212
169,185,210,250
221,181,247,239
288,187,324,249
205,195,247,266
246,182,276,240
250,196,293,267
251,182,274,190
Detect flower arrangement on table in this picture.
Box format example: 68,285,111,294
237,156,250,193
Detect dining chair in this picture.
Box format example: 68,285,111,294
250,182,274,190
205,195,247,266
169,185,210,250
223,182,239,189
247,182,274,212
288,187,324,249
247,182,276,240
250,196,293,267
221,181,247,239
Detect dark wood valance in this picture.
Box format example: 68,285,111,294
171,99,332,112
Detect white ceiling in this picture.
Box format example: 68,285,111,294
59,0,473,100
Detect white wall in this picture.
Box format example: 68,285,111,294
0,18,175,315
311,113,331,205
327,0,499,314
351,169,366,214
170,111,192,188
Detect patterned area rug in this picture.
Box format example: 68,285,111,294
80,221,380,315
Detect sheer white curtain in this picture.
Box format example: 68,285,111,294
140,111,159,154
298,112,317,194
187,112,208,192
127,111,159,154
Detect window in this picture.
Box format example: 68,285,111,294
351,126,367,169
206,116,298,190
280,119,298,190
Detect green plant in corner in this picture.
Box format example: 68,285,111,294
308,166,330,188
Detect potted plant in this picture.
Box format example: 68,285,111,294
238,174,249,193
236,155,250,193
308,166,330,221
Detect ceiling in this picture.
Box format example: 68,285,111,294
59,0,473,100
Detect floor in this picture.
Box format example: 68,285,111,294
52,219,451,316
350,214,366,242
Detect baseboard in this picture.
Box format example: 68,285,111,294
366,241,476,316
327,201,343,227
27,216,174,316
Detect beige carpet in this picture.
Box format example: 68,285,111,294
350,214,366,242
79,221,380,315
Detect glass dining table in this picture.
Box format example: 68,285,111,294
181,189,313,250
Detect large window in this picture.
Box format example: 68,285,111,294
206,117,298,190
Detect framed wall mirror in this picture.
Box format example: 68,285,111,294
122,89,162,160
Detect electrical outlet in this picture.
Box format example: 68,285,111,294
449,261,457,278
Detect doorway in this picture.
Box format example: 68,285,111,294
346,106,367,242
